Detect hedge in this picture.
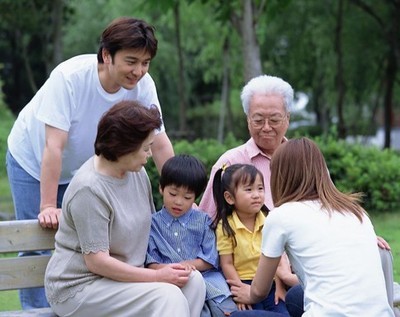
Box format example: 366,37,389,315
147,135,400,213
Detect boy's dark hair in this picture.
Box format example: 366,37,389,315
97,17,158,63
159,154,207,199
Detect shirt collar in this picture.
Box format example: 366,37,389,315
246,138,266,159
246,137,288,160
231,210,265,232
159,207,193,227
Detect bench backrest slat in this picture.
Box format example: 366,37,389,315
0,219,56,292
0,255,52,290
0,220,56,253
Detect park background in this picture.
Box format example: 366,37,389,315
0,0,399,311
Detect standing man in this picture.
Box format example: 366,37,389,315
6,17,174,310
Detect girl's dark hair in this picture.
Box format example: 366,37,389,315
212,164,268,246
159,154,207,199
95,100,161,161
97,17,158,63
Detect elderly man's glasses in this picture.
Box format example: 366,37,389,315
249,114,287,129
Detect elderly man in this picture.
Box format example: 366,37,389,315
200,75,300,315
199,74,291,217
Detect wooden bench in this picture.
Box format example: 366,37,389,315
0,219,57,317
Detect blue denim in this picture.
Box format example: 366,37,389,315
232,311,287,317
285,284,304,317
6,150,68,310
240,280,290,316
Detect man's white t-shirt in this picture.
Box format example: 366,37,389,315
8,54,164,184
262,200,394,317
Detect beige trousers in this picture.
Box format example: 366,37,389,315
51,270,206,317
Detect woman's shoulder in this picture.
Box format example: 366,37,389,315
271,201,302,213
267,201,315,224
69,157,96,185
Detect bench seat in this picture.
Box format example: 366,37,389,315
0,308,57,317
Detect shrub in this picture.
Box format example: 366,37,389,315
0,80,15,178
315,135,400,213
148,134,400,213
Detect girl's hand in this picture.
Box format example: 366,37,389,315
274,285,286,304
236,302,253,311
274,275,287,304
377,236,391,250
227,279,252,305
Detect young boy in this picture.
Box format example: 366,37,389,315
146,154,237,317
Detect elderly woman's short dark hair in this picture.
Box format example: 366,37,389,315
95,100,161,161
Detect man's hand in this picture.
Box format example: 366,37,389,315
38,206,61,229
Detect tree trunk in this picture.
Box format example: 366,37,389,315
218,38,231,143
16,30,38,94
383,42,397,149
241,0,263,82
173,1,187,133
49,0,64,74
350,0,400,149
334,0,346,139
313,72,330,134
383,3,399,149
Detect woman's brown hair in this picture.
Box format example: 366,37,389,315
270,137,366,222
95,100,161,161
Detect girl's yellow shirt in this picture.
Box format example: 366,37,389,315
216,211,265,280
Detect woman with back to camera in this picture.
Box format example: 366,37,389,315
229,137,394,317
44,100,205,317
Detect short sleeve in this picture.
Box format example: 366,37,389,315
67,187,110,254
196,215,219,267
261,212,286,258
35,68,74,131
145,221,163,265
216,221,234,255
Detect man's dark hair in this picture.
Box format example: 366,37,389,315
97,17,158,63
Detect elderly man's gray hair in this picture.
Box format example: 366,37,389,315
240,75,294,115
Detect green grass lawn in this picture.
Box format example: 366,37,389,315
0,290,19,311
371,212,400,281
0,212,399,312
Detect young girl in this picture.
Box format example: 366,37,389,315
212,163,290,316
232,138,394,317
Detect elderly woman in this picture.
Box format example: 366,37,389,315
45,100,205,317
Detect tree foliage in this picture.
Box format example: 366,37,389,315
0,0,69,113
0,0,399,147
